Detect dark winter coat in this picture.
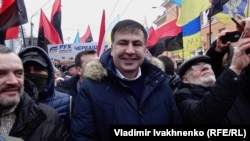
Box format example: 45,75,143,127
70,49,181,141
56,75,79,97
9,93,69,141
18,46,72,129
174,68,250,124
206,42,250,124
172,44,250,124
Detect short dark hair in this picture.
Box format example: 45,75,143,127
111,19,148,43
75,50,97,67
0,45,13,54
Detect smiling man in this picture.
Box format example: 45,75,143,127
0,45,69,141
0,47,24,115
70,19,181,141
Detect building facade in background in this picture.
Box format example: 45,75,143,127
153,0,237,62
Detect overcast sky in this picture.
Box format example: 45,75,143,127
22,0,165,43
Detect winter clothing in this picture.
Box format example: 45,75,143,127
206,44,250,124
18,46,72,129
9,93,69,141
171,46,250,124
174,68,248,124
70,49,182,141
57,75,79,97
206,41,233,78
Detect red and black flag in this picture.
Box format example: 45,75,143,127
146,26,158,47
51,0,63,43
148,33,183,57
0,26,19,45
80,25,93,43
6,26,19,39
97,9,106,57
147,18,183,56
0,0,28,45
37,10,62,52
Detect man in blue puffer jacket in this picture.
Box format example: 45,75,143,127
18,46,72,130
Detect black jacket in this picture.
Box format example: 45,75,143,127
205,42,250,124
174,68,245,124
173,43,250,124
56,75,79,97
19,47,72,130
9,93,69,141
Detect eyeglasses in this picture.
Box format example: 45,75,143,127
190,63,211,71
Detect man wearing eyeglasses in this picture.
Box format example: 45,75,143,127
173,46,250,124
179,58,215,88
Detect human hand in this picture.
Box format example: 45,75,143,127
55,77,64,86
229,36,250,75
239,16,250,39
216,31,231,52
234,14,245,32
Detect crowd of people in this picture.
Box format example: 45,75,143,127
1,16,250,141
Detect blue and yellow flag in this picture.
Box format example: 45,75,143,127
174,17,202,60
215,0,248,24
223,0,247,16
182,17,201,51
177,0,209,26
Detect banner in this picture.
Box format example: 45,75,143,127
47,42,109,67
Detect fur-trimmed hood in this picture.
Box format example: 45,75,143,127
146,56,165,72
84,60,108,81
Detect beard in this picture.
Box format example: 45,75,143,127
0,86,23,114
186,73,216,88
199,75,216,87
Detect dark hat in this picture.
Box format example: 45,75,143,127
66,63,75,71
21,51,47,67
177,55,211,78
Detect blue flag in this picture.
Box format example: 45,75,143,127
73,31,80,43
171,0,182,6
222,0,247,17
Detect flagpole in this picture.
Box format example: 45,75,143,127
30,0,51,46
209,15,212,48
20,25,26,47
182,48,184,61
207,3,212,48
19,7,27,47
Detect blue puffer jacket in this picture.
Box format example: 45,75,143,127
71,49,182,141
18,46,72,128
